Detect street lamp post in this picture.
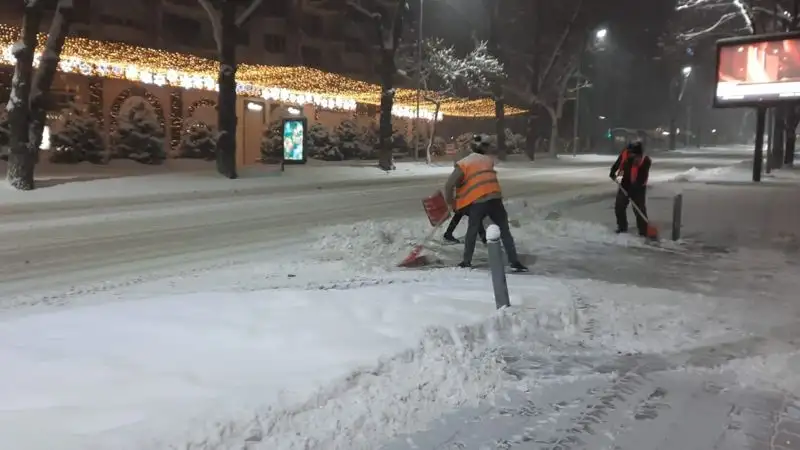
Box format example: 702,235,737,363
669,65,692,150
415,0,423,161
573,27,607,157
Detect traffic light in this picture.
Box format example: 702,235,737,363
606,128,612,139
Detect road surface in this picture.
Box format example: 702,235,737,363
0,147,750,300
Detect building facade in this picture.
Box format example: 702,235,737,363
0,0,374,79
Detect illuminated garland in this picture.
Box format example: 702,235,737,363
169,89,182,152
187,98,216,118
109,88,166,139
0,24,526,119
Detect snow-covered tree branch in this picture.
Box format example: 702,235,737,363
397,37,504,161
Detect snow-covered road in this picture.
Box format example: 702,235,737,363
4,146,797,450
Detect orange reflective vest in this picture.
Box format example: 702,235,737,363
455,153,502,211
617,149,629,176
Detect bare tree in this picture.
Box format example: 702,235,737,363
397,38,504,162
6,0,74,191
502,0,586,157
674,0,800,165
346,0,409,171
197,0,264,179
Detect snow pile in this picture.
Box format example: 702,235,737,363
177,310,540,450
671,166,740,182
308,213,642,269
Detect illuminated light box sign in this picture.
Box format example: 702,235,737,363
282,117,307,164
714,32,800,108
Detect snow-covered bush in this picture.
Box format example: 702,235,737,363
335,119,374,159
430,135,447,156
504,129,526,154
308,122,343,161
0,110,8,161
392,128,410,154
49,103,105,164
178,123,216,160
260,120,283,163
455,132,474,152
111,97,165,164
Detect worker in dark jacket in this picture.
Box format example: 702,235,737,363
609,141,651,236
443,136,486,244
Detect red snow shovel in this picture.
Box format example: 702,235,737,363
398,191,451,267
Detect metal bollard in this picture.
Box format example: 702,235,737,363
486,224,510,309
671,193,683,241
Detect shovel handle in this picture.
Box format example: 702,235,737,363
616,182,651,224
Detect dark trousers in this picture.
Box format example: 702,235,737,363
615,187,648,235
463,198,520,265
445,209,486,242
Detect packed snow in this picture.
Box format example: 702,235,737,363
2,146,799,449
672,164,800,183
3,183,799,449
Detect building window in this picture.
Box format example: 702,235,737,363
301,46,323,68
264,34,286,53
302,14,323,38
162,13,203,47
344,38,361,53
263,1,288,17
238,29,250,46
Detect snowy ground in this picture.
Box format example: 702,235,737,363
2,146,798,449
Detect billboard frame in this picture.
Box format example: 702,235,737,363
281,116,308,165
713,31,800,108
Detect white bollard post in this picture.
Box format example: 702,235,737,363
486,224,510,309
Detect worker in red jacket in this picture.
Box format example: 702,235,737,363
609,141,651,236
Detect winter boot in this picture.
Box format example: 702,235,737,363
457,261,472,268
443,234,461,244
510,261,529,272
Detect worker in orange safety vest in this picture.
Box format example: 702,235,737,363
609,141,652,236
444,134,528,272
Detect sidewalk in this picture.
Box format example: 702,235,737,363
379,176,800,449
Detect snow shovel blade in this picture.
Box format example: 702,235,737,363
398,246,430,267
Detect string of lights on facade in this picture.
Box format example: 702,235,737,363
0,25,526,120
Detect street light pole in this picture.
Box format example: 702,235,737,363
415,0,423,162
573,28,606,157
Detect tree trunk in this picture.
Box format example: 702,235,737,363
377,47,395,171
486,0,505,160
547,107,558,155
772,105,785,169
29,0,74,159
494,91,506,160
6,6,42,191
425,101,441,163
216,1,238,179
786,107,797,167
524,111,536,160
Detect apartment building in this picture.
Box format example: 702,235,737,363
0,0,373,78
0,0,424,167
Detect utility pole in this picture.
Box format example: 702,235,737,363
415,0,423,162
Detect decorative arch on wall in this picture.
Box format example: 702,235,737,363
109,87,166,137
187,98,216,118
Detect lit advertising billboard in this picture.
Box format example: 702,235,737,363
282,117,307,164
715,32,800,107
